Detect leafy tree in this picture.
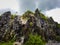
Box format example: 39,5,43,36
24,34,45,45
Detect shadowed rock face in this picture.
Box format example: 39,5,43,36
0,9,60,43
0,11,11,41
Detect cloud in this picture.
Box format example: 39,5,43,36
19,0,36,14
20,0,60,11
45,8,60,23
0,0,19,12
38,0,58,10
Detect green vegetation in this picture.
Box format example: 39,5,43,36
0,16,1,20
40,13,48,21
55,36,60,42
11,15,16,19
0,40,14,45
29,22,33,26
57,24,60,28
24,10,34,15
0,41,13,45
24,33,45,45
0,36,15,45
22,10,34,19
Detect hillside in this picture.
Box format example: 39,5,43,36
0,9,60,45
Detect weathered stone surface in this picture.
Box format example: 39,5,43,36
0,9,60,43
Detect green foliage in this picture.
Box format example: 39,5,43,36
29,22,33,26
35,9,48,21
22,10,34,19
24,34,45,45
57,24,60,28
40,13,48,21
24,10,34,15
0,40,14,45
0,16,1,20
0,42,13,45
11,15,16,19
55,36,60,42
0,36,15,45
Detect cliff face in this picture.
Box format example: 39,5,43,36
0,9,60,43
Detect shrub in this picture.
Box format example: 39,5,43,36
11,15,16,19
24,34,45,45
29,22,33,26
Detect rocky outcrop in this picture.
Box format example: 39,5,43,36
0,9,60,43
0,11,11,41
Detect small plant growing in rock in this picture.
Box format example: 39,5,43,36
24,33,45,45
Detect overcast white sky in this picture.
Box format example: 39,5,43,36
0,0,60,23
0,0,20,12
45,8,60,23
